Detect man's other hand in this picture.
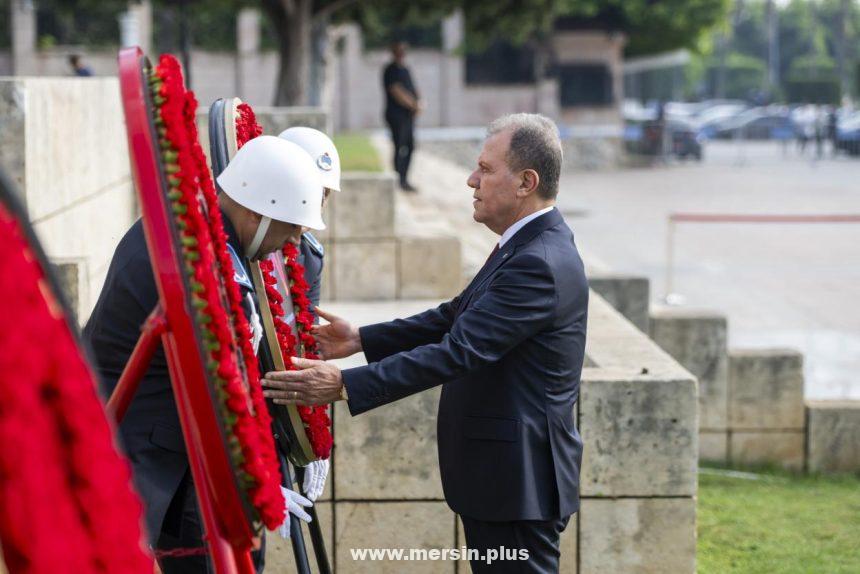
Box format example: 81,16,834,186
312,307,362,360
263,357,344,406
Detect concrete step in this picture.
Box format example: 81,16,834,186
320,171,464,302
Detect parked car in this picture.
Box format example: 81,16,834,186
835,113,860,156
623,117,703,160
667,118,703,160
712,108,796,140
694,103,749,138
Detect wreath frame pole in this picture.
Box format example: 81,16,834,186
106,304,167,422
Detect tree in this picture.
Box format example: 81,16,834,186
258,0,462,105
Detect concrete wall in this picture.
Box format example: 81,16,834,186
0,77,136,320
806,401,860,473
646,302,860,474
650,306,729,461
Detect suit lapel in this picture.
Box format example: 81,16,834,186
456,208,563,314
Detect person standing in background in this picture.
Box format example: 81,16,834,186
383,41,422,192
68,54,93,77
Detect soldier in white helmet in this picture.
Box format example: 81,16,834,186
277,126,340,313
274,127,342,506
84,135,324,573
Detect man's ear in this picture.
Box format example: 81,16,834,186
518,169,540,197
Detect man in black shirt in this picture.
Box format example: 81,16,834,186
382,41,421,192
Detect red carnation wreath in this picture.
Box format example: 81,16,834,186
0,195,151,572
148,55,284,529
233,104,333,460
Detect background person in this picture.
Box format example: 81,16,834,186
68,54,93,76
383,41,422,192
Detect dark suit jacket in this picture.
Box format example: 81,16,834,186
342,208,587,522
83,217,325,541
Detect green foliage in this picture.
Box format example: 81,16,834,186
343,1,456,49
706,51,767,99
457,0,730,57
33,0,123,47
790,53,837,78
331,133,382,172
698,466,860,574
785,78,841,104
618,0,731,57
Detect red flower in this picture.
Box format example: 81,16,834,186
0,204,152,572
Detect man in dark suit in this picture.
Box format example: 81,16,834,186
262,113,588,573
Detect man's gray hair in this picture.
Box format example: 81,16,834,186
487,113,563,200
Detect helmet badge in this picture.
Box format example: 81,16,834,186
317,152,333,171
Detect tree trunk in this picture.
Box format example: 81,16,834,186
264,0,313,106
308,15,330,107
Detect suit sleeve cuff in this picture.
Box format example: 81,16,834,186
358,323,390,364
342,364,387,416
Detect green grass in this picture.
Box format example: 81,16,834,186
698,466,860,573
333,132,382,172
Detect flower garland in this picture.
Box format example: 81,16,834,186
259,255,333,459
282,244,333,458
0,202,152,573
235,102,262,145
233,104,333,460
149,54,284,530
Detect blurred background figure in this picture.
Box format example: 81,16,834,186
68,54,92,77
382,41,421,192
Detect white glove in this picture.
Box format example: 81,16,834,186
246,293,263,354
277,486,313,539
302,459,330,502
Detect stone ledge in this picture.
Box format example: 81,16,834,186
266,501,333,574
649,306,728,432
334,502,455,574
580,370,698,497
729,430,805,471
729,348,804,431
333,388,444,500
806,400,860,473
578,497,696,574
587,273,650,333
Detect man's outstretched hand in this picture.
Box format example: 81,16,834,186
263,357,344,406
312,307,361,360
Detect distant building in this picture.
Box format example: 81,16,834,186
331,12,626,131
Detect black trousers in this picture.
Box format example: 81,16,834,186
385,111,414,186
157,472,265,573
461,514,571,573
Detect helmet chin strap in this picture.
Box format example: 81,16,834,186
245,216,272,259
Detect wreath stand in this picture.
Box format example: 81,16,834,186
107,47,260,574
208,96,332,574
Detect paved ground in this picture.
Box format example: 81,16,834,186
382,136,860,400
561,141,860,400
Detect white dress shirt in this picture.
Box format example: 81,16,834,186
498,206,556,248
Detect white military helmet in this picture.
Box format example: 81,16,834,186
217,135,325,258
278,127,341,192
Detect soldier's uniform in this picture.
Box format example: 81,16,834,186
83,214,265,573
298,232,324,317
